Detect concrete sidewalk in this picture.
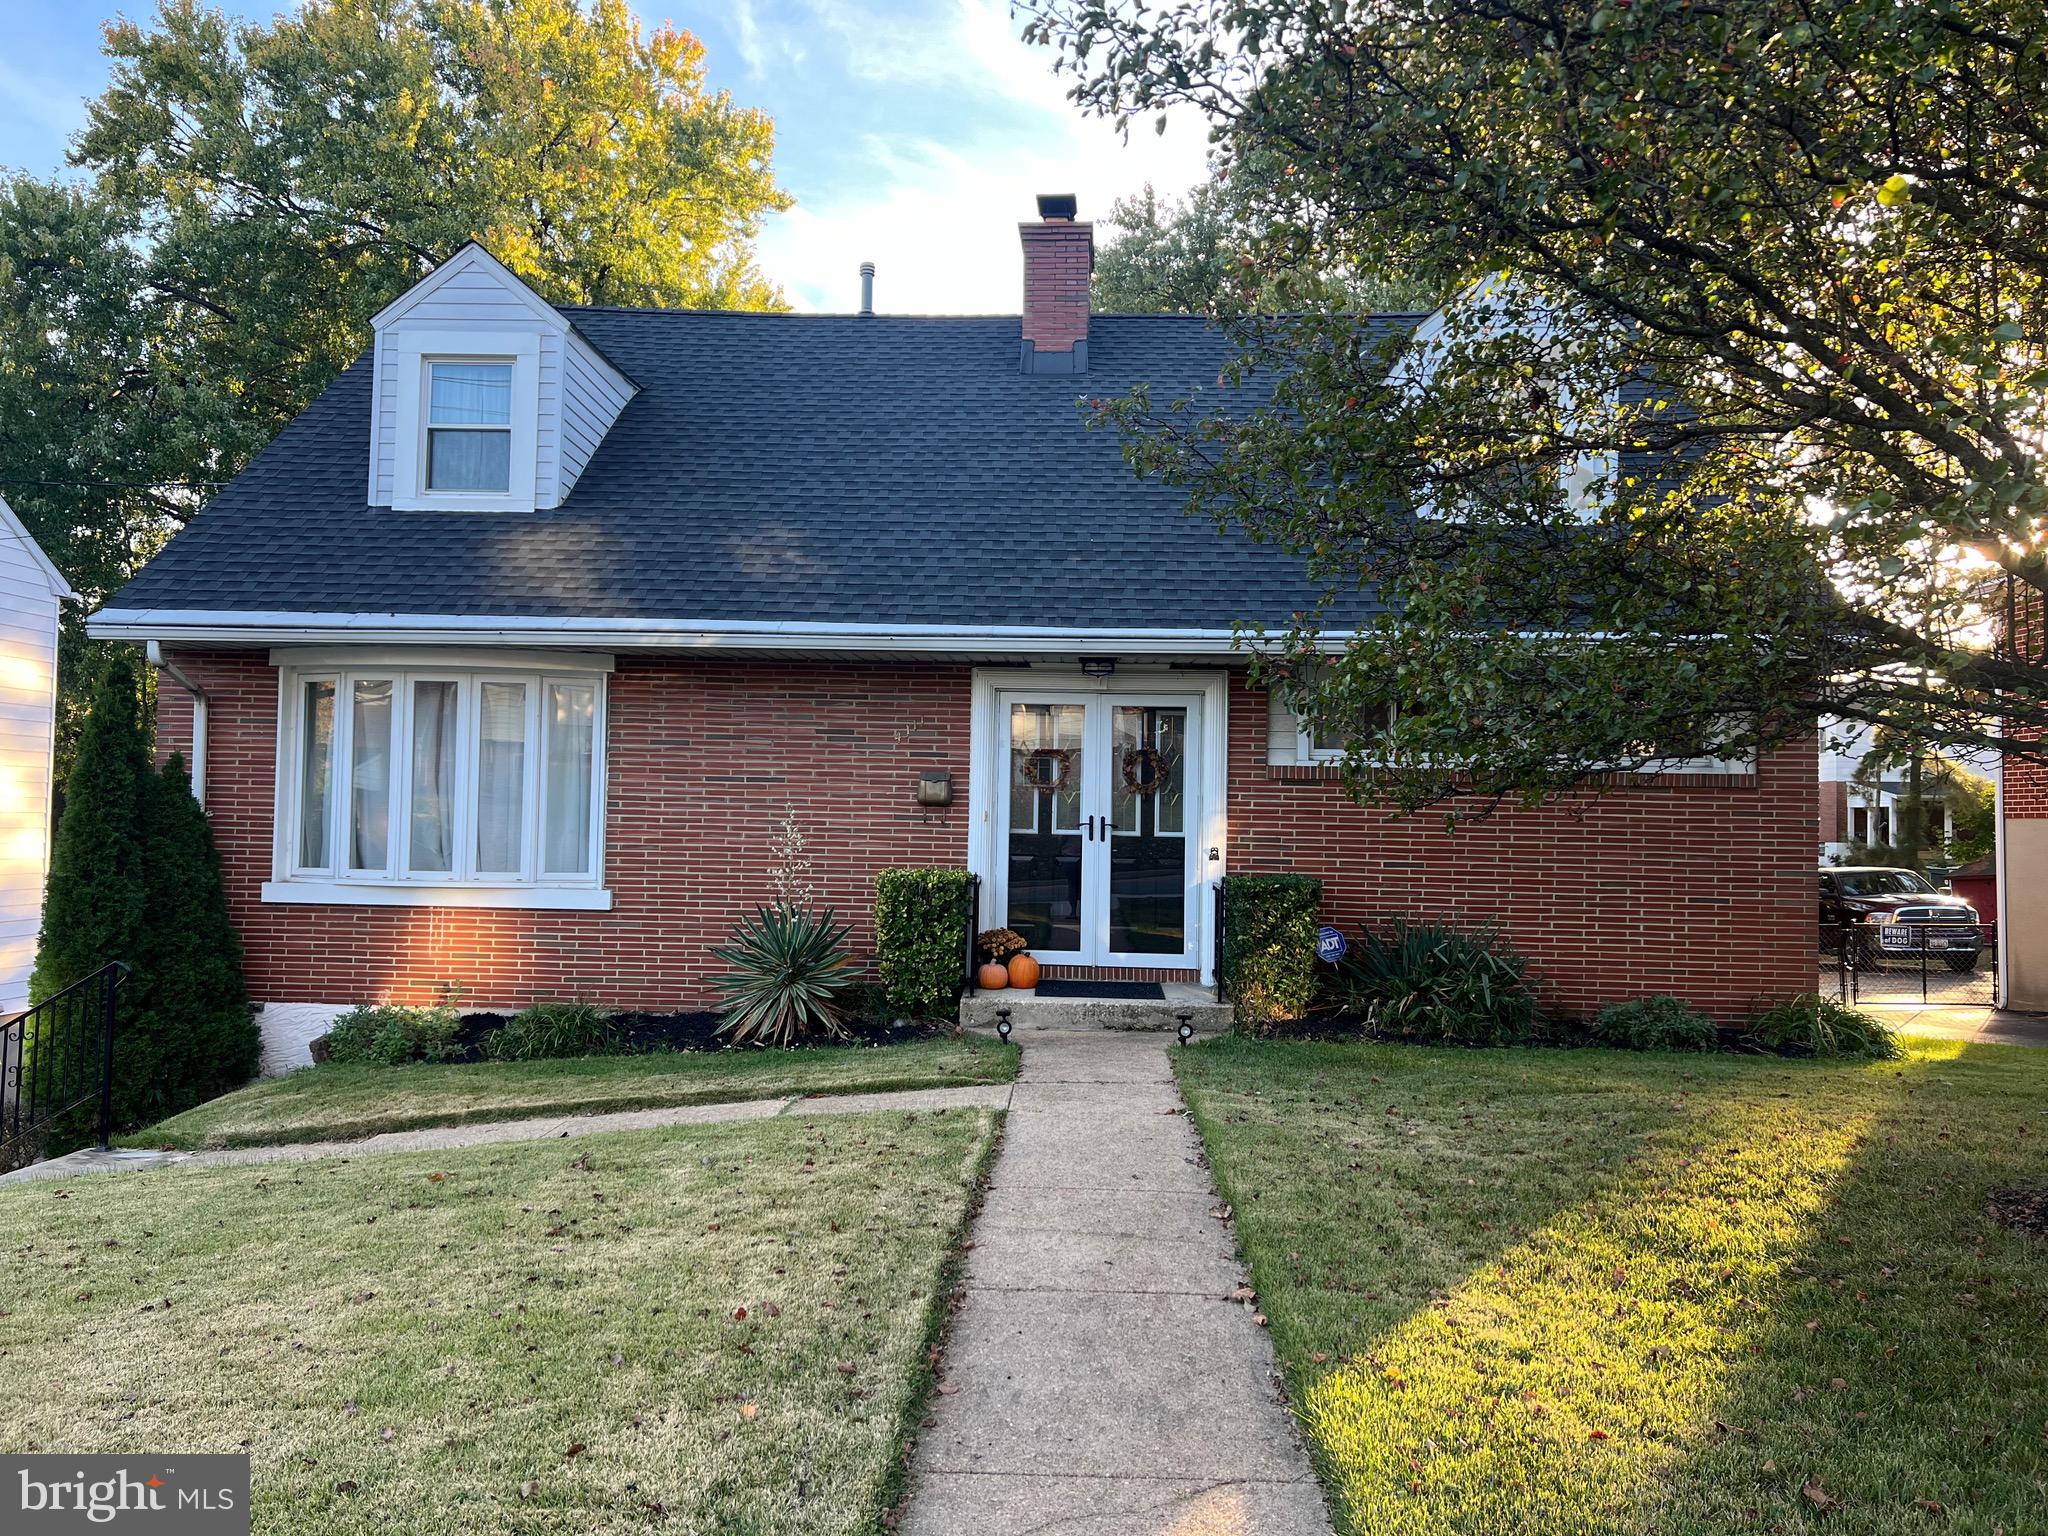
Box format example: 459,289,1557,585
900,1027,1330,1535
0,1082,1013,1186
1876,1005,2048,1047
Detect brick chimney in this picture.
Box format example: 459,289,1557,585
1019,193,1092,375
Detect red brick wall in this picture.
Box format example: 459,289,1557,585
1020,219,1093,353
1225,677,1817,1021
162,655,1817,1022
158,650,972,1010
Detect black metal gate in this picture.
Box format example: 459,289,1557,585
1,962,128,1171
1825,922,1998,1006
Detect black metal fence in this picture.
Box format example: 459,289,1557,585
1823,922,1998,1006
1,963,128,1172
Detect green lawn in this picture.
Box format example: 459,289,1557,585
1176,1036,2048,1536
125,1036,1019,1150
1,1107,999,1534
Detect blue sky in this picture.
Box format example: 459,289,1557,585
0,0,1210,312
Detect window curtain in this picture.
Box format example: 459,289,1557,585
427,428,511,492
349,680,393,871
299,680,335,869
543,682,595,874
409,681,458,873
476,681,527,873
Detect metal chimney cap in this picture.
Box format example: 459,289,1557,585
1035,192,1078,221
858,261,875,316
859,261,875,276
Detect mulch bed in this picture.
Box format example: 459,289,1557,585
1987,1187,2048,1239
449,1010,954,1062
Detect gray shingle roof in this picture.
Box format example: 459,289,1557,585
106,310,1409,630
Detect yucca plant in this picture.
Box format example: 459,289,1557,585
1327,919,1538,1045
713,905,859,1047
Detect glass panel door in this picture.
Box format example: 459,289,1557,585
995,692,1203,971
1003,701,1088,958
1107,704,1191,958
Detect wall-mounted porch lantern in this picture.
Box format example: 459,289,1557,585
917,770,953,807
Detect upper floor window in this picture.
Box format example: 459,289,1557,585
426,362,514,493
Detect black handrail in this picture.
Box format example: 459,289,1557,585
960,873,982,997
1,961,129,1171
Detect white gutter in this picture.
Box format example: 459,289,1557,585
87,608,1625,652
145,640,207,808
92,609,1263,654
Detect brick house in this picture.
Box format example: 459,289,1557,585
91,196,1816,1068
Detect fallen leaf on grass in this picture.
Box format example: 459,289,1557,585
1914,1500,1946,1517
1228,1285,1257,1304
565,1443,585,1459
1209,1204,1232,1221
518,1482,538,1500
739,1404,757,1421
1804,1481,1840,1511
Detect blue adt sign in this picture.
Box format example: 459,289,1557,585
1316,925,1348,963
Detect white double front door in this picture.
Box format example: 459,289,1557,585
990,688,1208,972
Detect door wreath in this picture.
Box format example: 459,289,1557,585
1017,747,1074,792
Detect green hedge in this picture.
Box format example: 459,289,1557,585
876,868,974,1018
1219,873,1324,1029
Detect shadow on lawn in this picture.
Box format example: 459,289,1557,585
1187,1042,2045,1535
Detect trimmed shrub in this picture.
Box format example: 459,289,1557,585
1747,994,1900,1058
487,1000,622,1061
1220,874,1323,1029
714,904,859,1047
322,1003,463,1066
1328,920,1538,1045
876,868,975,1017
1591,994,1719,1052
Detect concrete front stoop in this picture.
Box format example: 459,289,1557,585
959,981,1235,1035
898,1027,1331,1536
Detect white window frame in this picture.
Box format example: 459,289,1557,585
265,650,611,910
390,330,540,513
423,361,516,495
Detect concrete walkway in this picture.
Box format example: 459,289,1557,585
1873,1005,2048,1047
0,1082,1013,1186
901,1026,1331,1535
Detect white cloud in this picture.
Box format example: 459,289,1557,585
751,0,1213,312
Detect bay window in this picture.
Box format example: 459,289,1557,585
269,658,609,909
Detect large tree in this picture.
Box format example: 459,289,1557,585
1094,179,1436,314
1024,0,2048,811
1,0,791,768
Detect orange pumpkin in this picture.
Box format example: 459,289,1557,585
977,962,1010,991
1006,953,1041,989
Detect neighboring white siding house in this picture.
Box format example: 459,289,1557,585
0,496,73,1014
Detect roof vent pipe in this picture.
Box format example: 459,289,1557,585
859,262,875,316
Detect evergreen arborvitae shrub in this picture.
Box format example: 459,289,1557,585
30,666,258,1133
127,754,258,1122
30,658,149,1010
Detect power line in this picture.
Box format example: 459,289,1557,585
0,476,225,491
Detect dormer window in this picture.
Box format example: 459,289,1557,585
369,244,635,513
426,362,514,492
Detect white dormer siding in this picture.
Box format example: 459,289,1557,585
367,244,635,512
